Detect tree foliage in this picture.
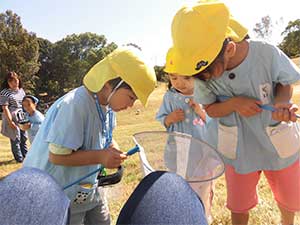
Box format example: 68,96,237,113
154,65,168,82
35,33,117,99
279,19,300,57
0,11,118,104
0,10,39,92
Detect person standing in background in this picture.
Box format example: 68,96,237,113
0,71,27,162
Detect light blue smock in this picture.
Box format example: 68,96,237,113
26,110,44,143
156,87,218,148
194,40,300,174
23,86,116,213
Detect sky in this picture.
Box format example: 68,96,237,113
1,0,299,65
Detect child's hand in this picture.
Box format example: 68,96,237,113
272,102,298,122
9,121,18,130
101,147,127,169
19,122,31,131
189,99,206,122
164,109,185,127
233,97,262,117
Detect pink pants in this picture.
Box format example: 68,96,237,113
225,160,300,213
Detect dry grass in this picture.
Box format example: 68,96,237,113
1,74,300,224
109,82,300,225
0,134,22,178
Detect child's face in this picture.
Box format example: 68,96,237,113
199,41,236,80
198,58,226,81
108,88,137,112
169,74,194,95
22,99,36,113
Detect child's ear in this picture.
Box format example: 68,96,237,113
224,41,236,58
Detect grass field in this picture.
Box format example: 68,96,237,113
1,58,299,224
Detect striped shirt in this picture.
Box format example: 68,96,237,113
0,88,26,112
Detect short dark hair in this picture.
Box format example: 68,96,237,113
193,38,230,81
1,71,23,89
22,95,38,104
193,35,250,81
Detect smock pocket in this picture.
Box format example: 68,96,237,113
218,123,238,159
266,121,300,158
73,182,98,205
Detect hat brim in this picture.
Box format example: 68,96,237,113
164,39,224,76
83,48,156,107
83,57,118,93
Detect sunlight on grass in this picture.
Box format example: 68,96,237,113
0,133,22,178
110,83,300,224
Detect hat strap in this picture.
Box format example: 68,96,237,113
107,80,124,104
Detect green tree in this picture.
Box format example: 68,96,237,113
279,19,300,57
36,33,117,100
33,38,57,104
154,65,167,82
0,10,39,92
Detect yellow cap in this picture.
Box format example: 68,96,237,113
83,47,157,106
165,1,248,76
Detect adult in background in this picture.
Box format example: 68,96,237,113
0,71,27,162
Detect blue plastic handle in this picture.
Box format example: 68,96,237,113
218,95,300,118
63,145,140,190
126,145,140,156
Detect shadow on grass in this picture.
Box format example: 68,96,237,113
0,159,16,166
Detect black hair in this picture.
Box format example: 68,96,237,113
166,74,194,94
193,35,250,81
1,71,23,89
22,96,38,104
166,76,172,90
193,39,230,81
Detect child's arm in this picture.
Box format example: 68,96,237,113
274,83,293,103
272,83,298,122
164,109,185,128
156,92,185,128
29,113,44,133
49,146,127,168
189,99,206,122
111,139,120,149
2,106,17,129
204,96,262,118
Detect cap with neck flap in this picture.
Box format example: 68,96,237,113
83,47,157,106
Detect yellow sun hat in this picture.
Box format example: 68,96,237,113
165,1,248,76
83,47,157,106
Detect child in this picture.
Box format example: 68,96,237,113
165,2,300,225
20,95,45,144
156,74,217,147
23,46,157,225
156,74,218,221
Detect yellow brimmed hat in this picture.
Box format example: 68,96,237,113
83,47,157,106
165,1,248,76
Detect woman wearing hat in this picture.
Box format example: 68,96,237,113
166,1,300,225
23,46,157,225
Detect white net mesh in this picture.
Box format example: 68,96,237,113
133,131,225,221
133,131,224,182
